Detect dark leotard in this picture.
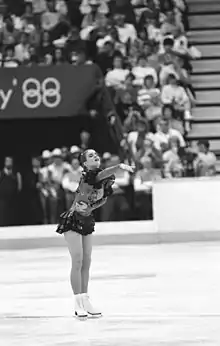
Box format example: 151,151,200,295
56,169,115,236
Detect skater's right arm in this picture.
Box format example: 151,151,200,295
96,164,134,182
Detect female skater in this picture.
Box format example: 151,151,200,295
56,149,134,319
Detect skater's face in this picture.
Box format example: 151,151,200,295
84,150,100,170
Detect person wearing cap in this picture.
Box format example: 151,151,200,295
47,148,73,223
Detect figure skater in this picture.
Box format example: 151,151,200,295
56,149,134,320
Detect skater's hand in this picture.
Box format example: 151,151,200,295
119,163,135,173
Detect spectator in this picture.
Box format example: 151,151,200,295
134,155,161,220
105,53,130,89
40,150,52,224
80,0,108,29
47,148,72,223
161,73,191,123
14,32,30,63
0,15,19,46
101,155,130,221
132,54,158,87
137,74,161,127
0,156,22,226
113,10,137,46
39,30,54,61
62,157,83,209
80,131,91,151
1,44,19,67
194,140,217,177
41,0,59,32
154,118,185,152
53,46,65,64
163,136,184,178
23,157,44,225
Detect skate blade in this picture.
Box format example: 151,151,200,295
87,313,102,319
75,313,88,321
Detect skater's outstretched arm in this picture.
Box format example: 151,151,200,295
96,164,134,182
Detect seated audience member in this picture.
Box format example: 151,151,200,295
134,156,161,220
132,54,158,87
194,140,217,177
160,9,184,37
154,118,185,152
137,74,161,127
101,155,130,221
113,10,137,45
80,0,108,29
62,157,83,209
79,130,91,151
1,44,19,67
127,117,155,159
163,136,184,178
161,73,192,122
105,53,130,89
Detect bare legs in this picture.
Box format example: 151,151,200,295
64,231,83,294
81,234,92,294
64,231,101,317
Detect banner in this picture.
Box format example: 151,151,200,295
0,64,105,119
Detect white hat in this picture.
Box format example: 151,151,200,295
52,148,62,157
70,145,81,154
103,152,111,160
42,150,51,159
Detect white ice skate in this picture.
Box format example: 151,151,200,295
74,294,88,320
81,293,102,318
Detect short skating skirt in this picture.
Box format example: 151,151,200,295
56,210,95,236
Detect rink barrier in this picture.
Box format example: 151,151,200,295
1,176,220,249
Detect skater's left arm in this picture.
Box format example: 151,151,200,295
96,164,134,182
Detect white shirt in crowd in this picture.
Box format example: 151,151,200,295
116,23,137,44
154,128,186,150
161,84,189,107
62,167,83,193
48,162,72,184
14,43,30,62
127,131,155,155
105,68,130,88
132,66,158,86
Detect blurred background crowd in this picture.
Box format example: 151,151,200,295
0,0,217,226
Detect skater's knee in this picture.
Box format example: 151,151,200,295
71,253,83,271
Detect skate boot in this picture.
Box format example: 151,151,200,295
74,294,88,320
81,293,102,318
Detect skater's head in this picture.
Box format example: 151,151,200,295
80,149,101,170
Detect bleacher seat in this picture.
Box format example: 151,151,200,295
195,45,220,58
196,90,220,105
192,107,220,122
192,60,220,74
188,123,220,139
188,30,220,44
191,74,220,89
189,14,220,29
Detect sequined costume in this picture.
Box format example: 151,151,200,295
56,169,115,236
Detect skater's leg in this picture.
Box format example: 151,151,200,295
81,234,102,317
81,234,93,294
64,231,88,318
64,231,83,295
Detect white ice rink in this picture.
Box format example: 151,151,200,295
1,226,220,346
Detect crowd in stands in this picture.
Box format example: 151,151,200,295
0,0,217,226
